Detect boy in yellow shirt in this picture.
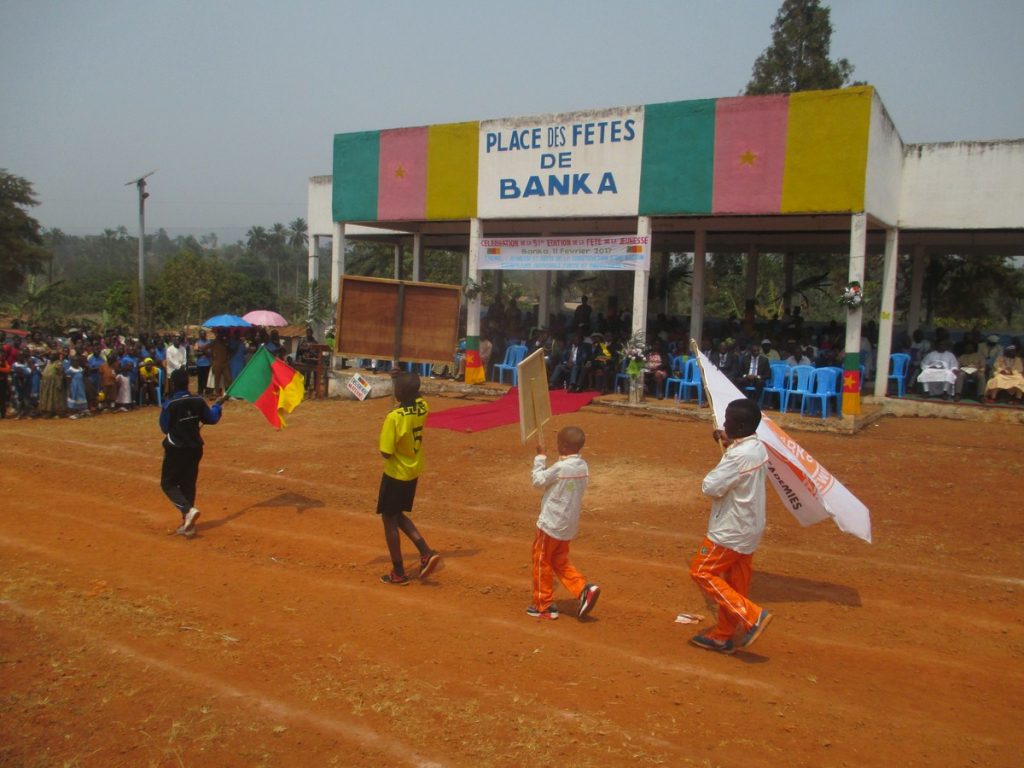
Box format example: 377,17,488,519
378,372,441,585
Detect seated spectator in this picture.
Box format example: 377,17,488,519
549,332,592,392
760,339,781,362
917,340,960,399
784,343,811,367
736,342,770,401
589,333,614,394
643,339,671,399
139,357,161,406
712,341,739,380
956,342,987,401
984,345,1024,403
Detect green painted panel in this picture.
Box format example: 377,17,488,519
333,131,380,221
639,99,716,215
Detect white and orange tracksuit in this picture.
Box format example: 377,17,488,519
690,434,769,643
530,452,589,611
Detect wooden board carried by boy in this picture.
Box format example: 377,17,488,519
517,348,551,446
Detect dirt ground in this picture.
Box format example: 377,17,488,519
1,393,1022,768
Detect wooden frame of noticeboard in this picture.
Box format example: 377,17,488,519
334,275,461,365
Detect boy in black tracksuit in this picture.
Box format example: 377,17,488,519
159,368,225,538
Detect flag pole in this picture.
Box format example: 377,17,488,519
690,338,724,454
530,376,545,451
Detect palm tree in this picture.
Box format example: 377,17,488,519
269,223,288,297
288,218,309,296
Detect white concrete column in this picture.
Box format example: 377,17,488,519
873,227,900,398
412,233,422,282
330,222,345,303
908,244,926,334
844,213,868,368
393,243,402,280
631,216,652,340
690,228,707,347
467,218,482,337
308,234,320,283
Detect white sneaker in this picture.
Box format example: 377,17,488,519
182,507,200,533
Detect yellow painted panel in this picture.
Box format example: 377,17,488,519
781,86,872,213
426,121,478,219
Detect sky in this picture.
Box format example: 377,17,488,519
2,0,1022,243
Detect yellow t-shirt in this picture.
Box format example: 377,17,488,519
379,397,428,481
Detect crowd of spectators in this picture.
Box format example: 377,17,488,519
420,297,1024,409
0,326,321,420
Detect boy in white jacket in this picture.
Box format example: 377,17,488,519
689,398,773,653
527,426,601,621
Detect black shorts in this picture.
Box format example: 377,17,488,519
377,474,417,517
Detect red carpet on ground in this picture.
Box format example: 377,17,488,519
427,388,595,433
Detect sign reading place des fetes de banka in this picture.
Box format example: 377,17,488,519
477,235,651,271
476,105,649,271
477,105,645,219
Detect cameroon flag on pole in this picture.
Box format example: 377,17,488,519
227,347,305,429
841,353,861,417
464,336,485,385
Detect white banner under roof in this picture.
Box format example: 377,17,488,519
477,106,645,219
476,235,650,271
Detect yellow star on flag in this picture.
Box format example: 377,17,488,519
844,373,858,390
739,150,758,166
394,165,406,179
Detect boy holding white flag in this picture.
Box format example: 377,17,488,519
689,398,774,654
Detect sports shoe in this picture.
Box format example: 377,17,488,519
525,604,559,620
578,584,601,618
380,572,410,586
418,552,441,579
689,633,735,654
182,507,200,533
739,609,773,649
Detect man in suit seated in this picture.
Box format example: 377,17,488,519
549,332,593,392
712,340,739,380
735,343,771,401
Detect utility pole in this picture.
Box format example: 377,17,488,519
125,170,155,333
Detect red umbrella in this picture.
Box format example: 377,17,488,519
242,310,288,327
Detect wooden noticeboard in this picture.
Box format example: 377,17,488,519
334,276,461,365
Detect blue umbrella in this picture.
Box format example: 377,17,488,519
203,314,253,328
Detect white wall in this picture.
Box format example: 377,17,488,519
900,140,1024,229
864,91,904,227
307,175,334,238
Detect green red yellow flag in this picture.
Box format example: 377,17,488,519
841,353,861,416
464,336,485,385
226,346,305,429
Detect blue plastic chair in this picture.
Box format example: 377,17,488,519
783,365,816,413
822,366,845,414
663,355,688,400
678,359,705,405
802,368,840,418
493,344,528,385
760,363,790,411
888,353,910,397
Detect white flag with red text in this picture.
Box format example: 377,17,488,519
695,347,872,543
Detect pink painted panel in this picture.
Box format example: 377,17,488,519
378,126,428,220
712,95,789,214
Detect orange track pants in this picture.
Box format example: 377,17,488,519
689,536,762,642
532,529,587,611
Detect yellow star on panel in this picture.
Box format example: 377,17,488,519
739,150,758,167
394,165,406,179
844,373,857,390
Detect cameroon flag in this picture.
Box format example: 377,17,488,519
227,346,305,429
841,353,861,417
464,335,485,385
